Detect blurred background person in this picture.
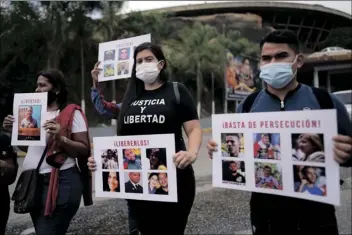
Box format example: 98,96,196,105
0,134,18,235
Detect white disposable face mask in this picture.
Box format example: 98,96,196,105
136,61,161,84
259,56,298,89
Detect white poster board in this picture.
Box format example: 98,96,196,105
11,92,48,146
93,134,178,202
98,34,152,82
212,110,340,206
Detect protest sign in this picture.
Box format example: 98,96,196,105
93,134,177,202
212,110,340,205
98,34,151,82
11,92,47,146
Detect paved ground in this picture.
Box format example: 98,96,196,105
6,132,352,235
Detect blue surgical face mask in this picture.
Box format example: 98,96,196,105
259,59,297,89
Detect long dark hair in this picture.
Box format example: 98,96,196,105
116,42,168,135
36,69,68,109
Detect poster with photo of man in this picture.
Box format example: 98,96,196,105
11,92,48,146
93,134,177,202
212,110,340,205
97,34,151,82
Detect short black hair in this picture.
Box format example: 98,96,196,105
260,30,300,53
36,69,68,108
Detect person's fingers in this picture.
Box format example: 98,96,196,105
208,139,218,147
173,151,182,162
334,142,352,155
6,116,15,122
94,61,101,68
92,68,102,74
174,154,184,166
333,147,350,164
207,144,217,151
177,157,189,169
333,135,352,144
88,157,96,164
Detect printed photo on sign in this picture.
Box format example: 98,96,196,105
212,110,340,205
101,149,118,170
222,160,246,185
291,133,325,163
104,64,115,77
17,105,41,141
12,92,48,146
117,61,129,75
118,47,130,60
102,171,120,193
124,172,143,194
104,50,115,61
123,148,142,170
146,148,167,170
93,134,177,202
293,165,326,196
221,133,245,158
98,34,151,81
255,162,283,190
147,172,169,195
253,133,281,160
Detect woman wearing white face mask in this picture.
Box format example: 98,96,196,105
88,42,202,235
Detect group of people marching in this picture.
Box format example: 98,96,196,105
1,30,351,235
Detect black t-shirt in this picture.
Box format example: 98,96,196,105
120,82,198,153
223,171,246,184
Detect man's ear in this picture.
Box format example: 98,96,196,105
296,53,305,69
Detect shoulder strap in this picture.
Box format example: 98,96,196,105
242,91,260,113
36,145,49,173
173,82,180,105
311,87,334,109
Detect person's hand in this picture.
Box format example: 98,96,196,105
333,135,352,164
2,115,14,132
43,119,60,140
207,139,218,159
300,178,308,185
87,156,96,171
173,151,197,169
91,61,102,88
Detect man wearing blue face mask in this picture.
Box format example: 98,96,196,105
207,30,352,234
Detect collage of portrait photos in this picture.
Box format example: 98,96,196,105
93,134,178,202
212,110,340,205
11,92,48,146
97,34,151,82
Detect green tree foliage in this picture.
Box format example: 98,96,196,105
0,1,262,124
318,27,352,50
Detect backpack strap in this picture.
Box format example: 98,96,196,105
173,82,180,105
241,91,260,113
311,87,334,109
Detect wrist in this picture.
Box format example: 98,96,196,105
60,136,68,144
